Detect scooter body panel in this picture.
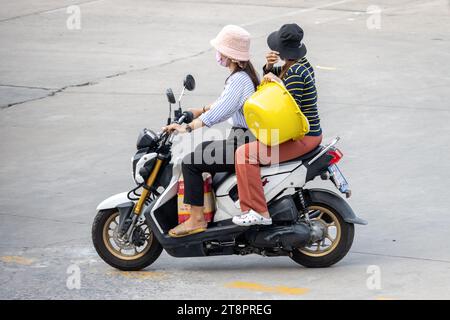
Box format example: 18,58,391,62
96,192,133,211
148,160,183,233
214,161,302,197
212,161,308,222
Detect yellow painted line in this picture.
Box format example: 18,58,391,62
316,65,337,71
375,296,397,300
107,270,167,280
225,281,309,296
0,255,34,265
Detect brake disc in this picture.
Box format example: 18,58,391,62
131,227,147,247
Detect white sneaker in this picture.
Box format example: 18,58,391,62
232,210,272,226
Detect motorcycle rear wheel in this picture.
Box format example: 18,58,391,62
92,209,162,271
290,204,354,268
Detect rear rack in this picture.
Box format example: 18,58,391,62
307,136,340,165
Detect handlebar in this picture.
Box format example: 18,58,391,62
176,111,194,125
158,111,194,146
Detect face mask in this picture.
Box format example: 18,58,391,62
216,51,229,67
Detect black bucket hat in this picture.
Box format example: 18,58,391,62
267,23,307,60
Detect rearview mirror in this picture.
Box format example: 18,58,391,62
166,88,176,104
184,74,195,91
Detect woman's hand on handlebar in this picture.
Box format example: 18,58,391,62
188,107,204,119
162,123,187,134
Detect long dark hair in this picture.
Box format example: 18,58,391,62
228,60,260,90
279,59,298,79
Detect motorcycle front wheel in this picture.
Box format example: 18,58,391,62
291,204,354,268
92,209,162,271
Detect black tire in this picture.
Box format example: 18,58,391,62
290,203,354,268
92,209,163,271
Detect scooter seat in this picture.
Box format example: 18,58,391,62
260,145,323,168
281,145,323,163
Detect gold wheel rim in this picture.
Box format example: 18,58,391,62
102,212,153,261
299,205,342,257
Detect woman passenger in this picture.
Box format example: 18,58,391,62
233,23,323,226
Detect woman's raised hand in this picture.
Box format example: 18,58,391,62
265,50,280,70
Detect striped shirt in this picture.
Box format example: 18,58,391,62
264,57,322,136
200,71,255,128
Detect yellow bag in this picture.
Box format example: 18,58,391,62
243,81,309,146
177,173,215,223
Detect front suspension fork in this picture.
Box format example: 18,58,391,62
133,158,163,215
122,158,164,241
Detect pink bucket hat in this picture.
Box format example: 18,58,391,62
210,25,251,62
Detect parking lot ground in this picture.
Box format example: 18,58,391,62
1,0,450,299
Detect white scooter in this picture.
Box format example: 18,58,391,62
92,75,367,271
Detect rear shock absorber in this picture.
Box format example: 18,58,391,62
296,188,311,224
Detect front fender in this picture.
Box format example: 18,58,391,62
305,188,368,225
96,192,134,211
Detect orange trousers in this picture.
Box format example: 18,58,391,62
235,135,322,213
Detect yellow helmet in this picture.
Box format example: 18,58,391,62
244,81,309,146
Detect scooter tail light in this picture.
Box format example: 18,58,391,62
328,149,343,165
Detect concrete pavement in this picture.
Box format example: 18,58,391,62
1,0,450,299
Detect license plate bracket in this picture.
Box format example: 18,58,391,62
328,164,350,196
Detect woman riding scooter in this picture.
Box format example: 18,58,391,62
163,25,259,237
233,23,323,226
